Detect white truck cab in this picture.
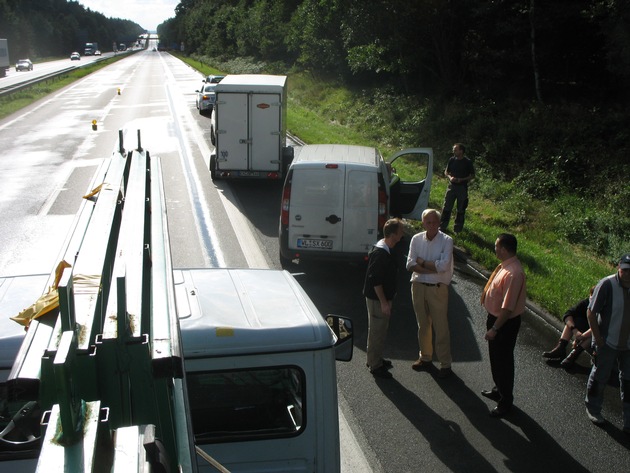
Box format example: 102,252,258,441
175,268,353,472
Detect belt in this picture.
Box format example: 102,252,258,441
415,282,440,287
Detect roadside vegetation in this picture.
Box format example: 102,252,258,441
180,54,626,320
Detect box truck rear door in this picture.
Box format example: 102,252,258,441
250,94,281,172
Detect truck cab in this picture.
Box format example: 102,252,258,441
175,268,353,472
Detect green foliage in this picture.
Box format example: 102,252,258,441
0,0,145,59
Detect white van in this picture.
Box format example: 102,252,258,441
279,144,433,266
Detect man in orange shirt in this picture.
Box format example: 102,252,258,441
480,233,527,417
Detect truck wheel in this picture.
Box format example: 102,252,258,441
210,154,217,180
210,126,216,146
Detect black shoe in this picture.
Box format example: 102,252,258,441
437,367,453,379
412,359,431,371
366,359,393,369
489,405,511,418
370,365,393,379
481,389,501,402
542,339,568,359
560,346,584,368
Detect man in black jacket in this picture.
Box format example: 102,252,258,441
363,218,405,379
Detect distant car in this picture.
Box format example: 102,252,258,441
204,75,225,84
195,84,217,115
70,52,81,61
15,59,33,71
94,50,101,56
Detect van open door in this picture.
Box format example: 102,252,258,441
388,148,433,220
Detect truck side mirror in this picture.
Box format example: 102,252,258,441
326,315,353,362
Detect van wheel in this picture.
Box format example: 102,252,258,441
210,154,217,180
210,126,216,146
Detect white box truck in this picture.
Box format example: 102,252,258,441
209,74,293,180
0,39,9,78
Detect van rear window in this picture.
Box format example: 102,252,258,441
291,170,342,207
187,366,305,443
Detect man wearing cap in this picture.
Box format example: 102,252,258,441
585,253,630,433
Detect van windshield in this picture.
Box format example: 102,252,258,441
187,366,305,443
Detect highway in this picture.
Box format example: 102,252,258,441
0,46,627,471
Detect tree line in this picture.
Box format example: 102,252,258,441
158,0,629,104
0,0,145,59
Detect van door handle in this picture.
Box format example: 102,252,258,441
326,214,341,224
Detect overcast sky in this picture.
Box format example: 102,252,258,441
78,0,179,32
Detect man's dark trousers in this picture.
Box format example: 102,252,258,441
486,313,521,408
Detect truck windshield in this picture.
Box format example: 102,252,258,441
187,366,305,443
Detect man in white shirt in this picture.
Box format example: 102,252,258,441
406,209,454,378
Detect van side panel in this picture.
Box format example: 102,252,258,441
287,166,345,253
216,93,249,171
251,94,282,172
343,169,379,254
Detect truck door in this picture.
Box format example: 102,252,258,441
250,93,281,172
342,168,379,254
218,92,248,171
389,148,434,220
287,165,345,254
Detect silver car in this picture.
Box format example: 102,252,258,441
195,83,217,115
15,59,33,71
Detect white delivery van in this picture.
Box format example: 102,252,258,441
209,74,293,180
279,144,433,266
175,268,353,473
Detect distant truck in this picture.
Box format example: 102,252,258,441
209,74,293,180
84,42,98,56
0,39,9,78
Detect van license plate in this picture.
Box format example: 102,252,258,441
238,171,260,177
297,239,333,249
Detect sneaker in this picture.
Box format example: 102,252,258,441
437,367,453,379
586,407,605,425
412,359,431,371
370,365,393,379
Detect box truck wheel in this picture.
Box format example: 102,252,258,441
210,154,217,180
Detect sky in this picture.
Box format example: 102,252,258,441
78,0,179,32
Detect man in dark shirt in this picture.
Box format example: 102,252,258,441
363,218,405,379
440,143,475,233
